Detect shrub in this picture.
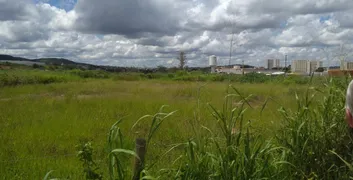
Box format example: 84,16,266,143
113,73,142,81
70,70,110,79
77,142,103,180
0,72,67,87
239,72,270,83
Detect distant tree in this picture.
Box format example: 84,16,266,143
315,67,324,72
169,67,179,73
177,51,186,69
283,65,291,73
32,64,40,69
47,65,57,71
157,65,168,73
63,64,77,70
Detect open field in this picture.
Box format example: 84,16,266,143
1,70,353,179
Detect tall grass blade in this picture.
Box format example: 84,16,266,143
43,170,54,180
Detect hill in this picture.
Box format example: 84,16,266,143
33,58,79,65
0,54,84,66
0,54,256,73
0,54,29,61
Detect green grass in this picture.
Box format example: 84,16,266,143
0,77,301,179
1,69,352,179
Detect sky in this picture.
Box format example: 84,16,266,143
1,0,353,67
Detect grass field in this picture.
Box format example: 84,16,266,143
0,70,352,179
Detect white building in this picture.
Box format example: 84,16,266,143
308,61,323,74
341,61,353,70
209,55,217,73
267,59,280,69
291,60,308,73
292,60,323,74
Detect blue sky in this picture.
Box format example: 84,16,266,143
33,0,77,11
320,15,331,23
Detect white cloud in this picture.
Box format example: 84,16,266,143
1,0,353,67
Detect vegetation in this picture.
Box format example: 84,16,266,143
1,67,353,179
177,51,187,70
0,67,330,88
93,77,353,179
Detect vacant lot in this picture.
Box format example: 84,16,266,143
0,71,352,179
0,78,303,179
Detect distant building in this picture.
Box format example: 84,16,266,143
233,65,241,70
292,60,308,73
209,55,217,73
267,59,280,69
308,61,323,74
340,60,345,70
292,60,323,74
341,61,353,70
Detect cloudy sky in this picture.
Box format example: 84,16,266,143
1,0,353,67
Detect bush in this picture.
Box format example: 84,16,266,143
70,70,110,79
210,74,227,81
239,72,270,83
139,73,166,80
0,71,70,87
113,73,142,81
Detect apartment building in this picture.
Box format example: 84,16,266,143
266,59,280,69
292,60,322,74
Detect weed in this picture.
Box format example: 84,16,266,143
77,142,103,180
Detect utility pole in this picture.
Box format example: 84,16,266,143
284,54,288,76
242,59,244,75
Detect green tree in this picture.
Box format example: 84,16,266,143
32,63,40,69
177,51,186,69
157,65,168,73
315,67,324,72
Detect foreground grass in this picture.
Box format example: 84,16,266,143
0,78,305,179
